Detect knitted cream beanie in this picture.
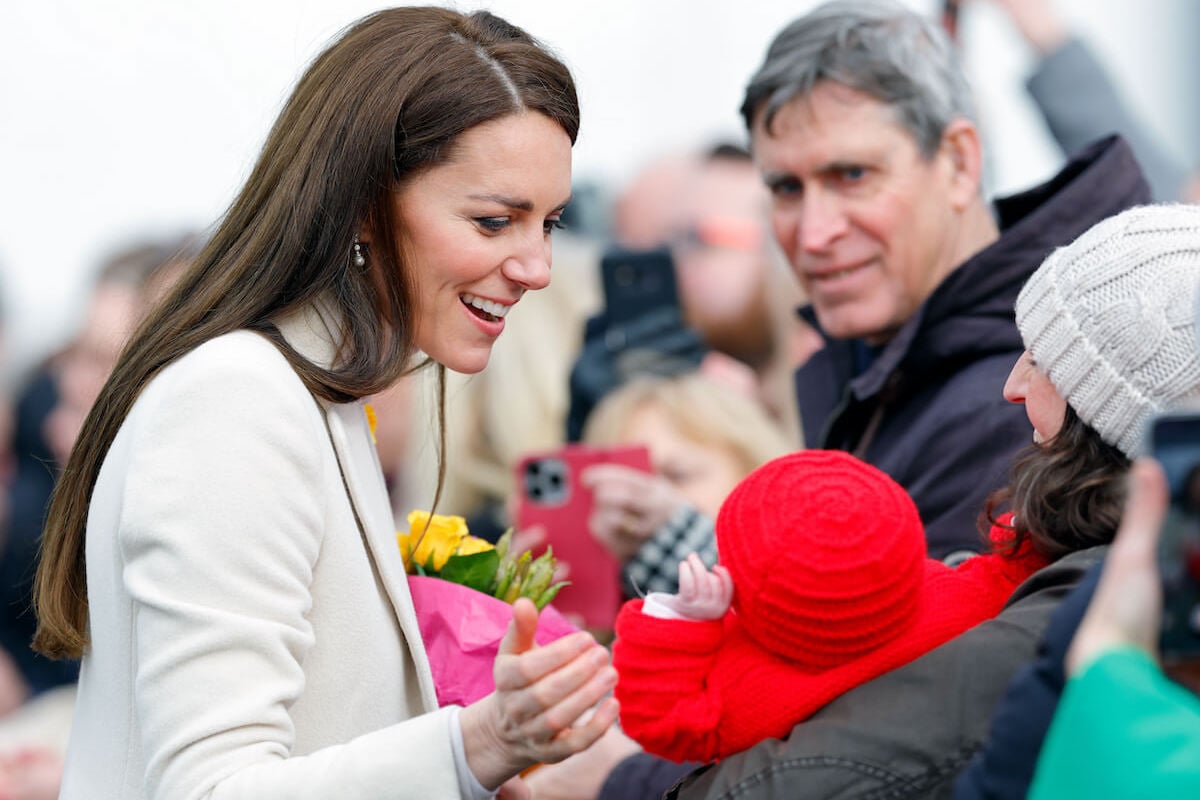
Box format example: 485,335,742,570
1016,204,1200,457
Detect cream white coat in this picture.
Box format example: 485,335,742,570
59,306,465,799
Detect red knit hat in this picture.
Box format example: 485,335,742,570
614,451,1050,762
719,451,925,668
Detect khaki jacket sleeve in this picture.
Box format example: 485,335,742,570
670,552,1102,800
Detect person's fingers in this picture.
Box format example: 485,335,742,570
1066,458,1169,675
510,525,547,556
678,558,696,601
541,697,621,762
582,464,645,493
495,632,600,691
502,646,611,721
499,598,541,659
714,565,734,606
538,664,618,735
551,559,571,582
588,507,641,560
688,554,712,605
496,776,532,800
1107,458,1168,574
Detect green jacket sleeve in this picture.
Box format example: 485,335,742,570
1029,646,1200,800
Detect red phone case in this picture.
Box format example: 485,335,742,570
514,443,653,629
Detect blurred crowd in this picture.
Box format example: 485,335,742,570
0,0,1199,798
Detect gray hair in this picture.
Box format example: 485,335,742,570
741,0,975,157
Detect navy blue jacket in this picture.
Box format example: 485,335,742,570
952,561,1102,800
795,136,1151,559
0,367,79,693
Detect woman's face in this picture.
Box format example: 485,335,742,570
392,112,573,374
622,403,747,518
1003,350,1068,444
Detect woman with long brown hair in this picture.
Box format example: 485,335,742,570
33,8,616,799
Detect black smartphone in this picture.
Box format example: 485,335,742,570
1148,410,1200,660
599,246,683,329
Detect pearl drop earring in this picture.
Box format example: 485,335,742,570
353,236,366,268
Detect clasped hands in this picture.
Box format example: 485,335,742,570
459,598,619,797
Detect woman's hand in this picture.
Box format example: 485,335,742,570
583,465,689,561
459,598,619,789
522,726,644,800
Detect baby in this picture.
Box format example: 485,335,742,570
613,450,1046,762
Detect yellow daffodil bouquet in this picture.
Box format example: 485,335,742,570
400,511,579,707
399,510,568,610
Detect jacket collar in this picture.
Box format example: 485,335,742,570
274,298,441,712
273,296,343,370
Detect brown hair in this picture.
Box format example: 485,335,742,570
34,7,579,658
984,406,1130,561
583,373,794,477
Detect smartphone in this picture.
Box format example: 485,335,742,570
514,443,653,628
1148,410,1200,660
600,246,684,330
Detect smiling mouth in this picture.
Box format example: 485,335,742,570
810,263,868,283
461,292,511,323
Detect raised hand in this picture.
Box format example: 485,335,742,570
1067,458,1166,675
658,553,734,621
459,598,619,789
583,464,690,561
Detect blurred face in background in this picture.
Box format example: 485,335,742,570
614,154,783,369
621,401,746,518
672,158,776,365
45,283,141,465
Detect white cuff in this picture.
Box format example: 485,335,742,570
448,705,497,800
643,592,701,620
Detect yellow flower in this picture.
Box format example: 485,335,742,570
397,516,568,609
364,403,378,444
402,510,469,572
456,535,495,557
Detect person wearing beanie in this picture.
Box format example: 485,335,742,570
611,450,1047,764
954,202,1200,800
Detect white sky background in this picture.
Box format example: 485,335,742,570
0,0,1195,383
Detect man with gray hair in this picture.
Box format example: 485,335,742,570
745,0,1147,559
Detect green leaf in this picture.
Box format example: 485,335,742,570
494,560,518,601
438,550,501,593
534,581,570,610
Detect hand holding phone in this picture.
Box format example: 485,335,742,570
582,462,691,562
514,443,653,629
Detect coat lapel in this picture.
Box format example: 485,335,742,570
274,301,439,711
321,402,439,711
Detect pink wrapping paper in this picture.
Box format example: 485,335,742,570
407,575,580,707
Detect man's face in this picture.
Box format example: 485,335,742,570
752,82,969,344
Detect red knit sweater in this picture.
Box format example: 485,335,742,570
612,524,1046,763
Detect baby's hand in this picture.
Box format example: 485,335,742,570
660,554,733,621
